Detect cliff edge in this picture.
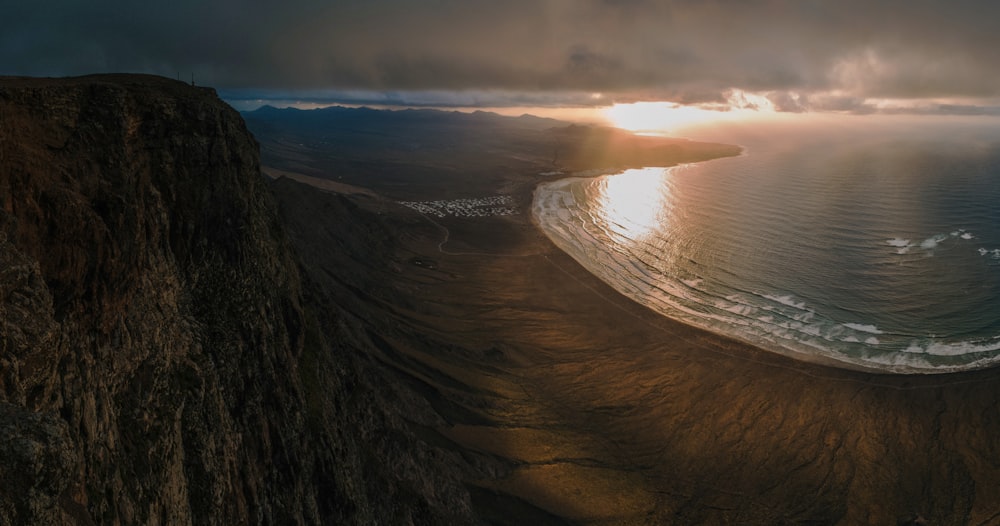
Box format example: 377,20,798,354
0,75,476,525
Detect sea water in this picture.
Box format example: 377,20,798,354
533,116,1000,373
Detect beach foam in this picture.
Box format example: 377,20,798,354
887,238,911,247
902,338,1000,356
532,140,1000,374
887,237,914,254
843,323,883,334
920,234,949,249
764,294,809,310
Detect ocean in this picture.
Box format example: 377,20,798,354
533,116,1000,373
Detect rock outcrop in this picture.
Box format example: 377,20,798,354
0,75,476,525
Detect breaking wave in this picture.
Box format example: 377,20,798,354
532,125,1000,374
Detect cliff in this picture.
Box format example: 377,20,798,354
0,75,478,525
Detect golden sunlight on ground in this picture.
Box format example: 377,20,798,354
597,167,671,241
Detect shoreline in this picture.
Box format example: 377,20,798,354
274,161,1000,524
257,104,1000,522
531,163,1000,377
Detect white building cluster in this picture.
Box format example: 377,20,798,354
400,195,517,218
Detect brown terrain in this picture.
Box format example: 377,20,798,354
2,74,999,525
253,101,1000,525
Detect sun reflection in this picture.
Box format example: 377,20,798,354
597,167,671,241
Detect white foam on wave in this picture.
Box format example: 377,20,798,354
802,325,823,336
902,338,1000,356
863,352,934,370
886,238,911,247
716,298,761,319
533,176,1000,374
950,229,975,240
886,237,914,254
920,234,949,249
862,347,1000,374
764,294,809,310
889,231,975,254
843,323,883,334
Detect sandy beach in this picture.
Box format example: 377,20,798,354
5,74,996,525
270,162,1000,525
11,2,1000,522
243,104,1000,525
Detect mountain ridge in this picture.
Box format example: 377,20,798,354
0,74,481,525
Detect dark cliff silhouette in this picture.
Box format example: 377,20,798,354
0,74,480,525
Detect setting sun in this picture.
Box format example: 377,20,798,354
603,102,723,133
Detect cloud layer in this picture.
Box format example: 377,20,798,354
4,0,1000,111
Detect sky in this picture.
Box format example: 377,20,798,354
4,0,1000,118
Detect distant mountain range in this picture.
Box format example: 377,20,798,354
243,104,740,201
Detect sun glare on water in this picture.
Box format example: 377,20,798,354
597,167,672,241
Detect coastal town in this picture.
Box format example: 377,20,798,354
399,195,517,218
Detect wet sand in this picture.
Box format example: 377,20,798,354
272,168,1000,525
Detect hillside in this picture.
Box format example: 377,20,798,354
242,104,740,201
5,74,990,526
0,74,483,525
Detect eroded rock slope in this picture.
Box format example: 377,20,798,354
0,74,476,525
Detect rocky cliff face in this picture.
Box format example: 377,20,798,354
0,75,477,525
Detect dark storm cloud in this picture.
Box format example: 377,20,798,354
4,0,1000,110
